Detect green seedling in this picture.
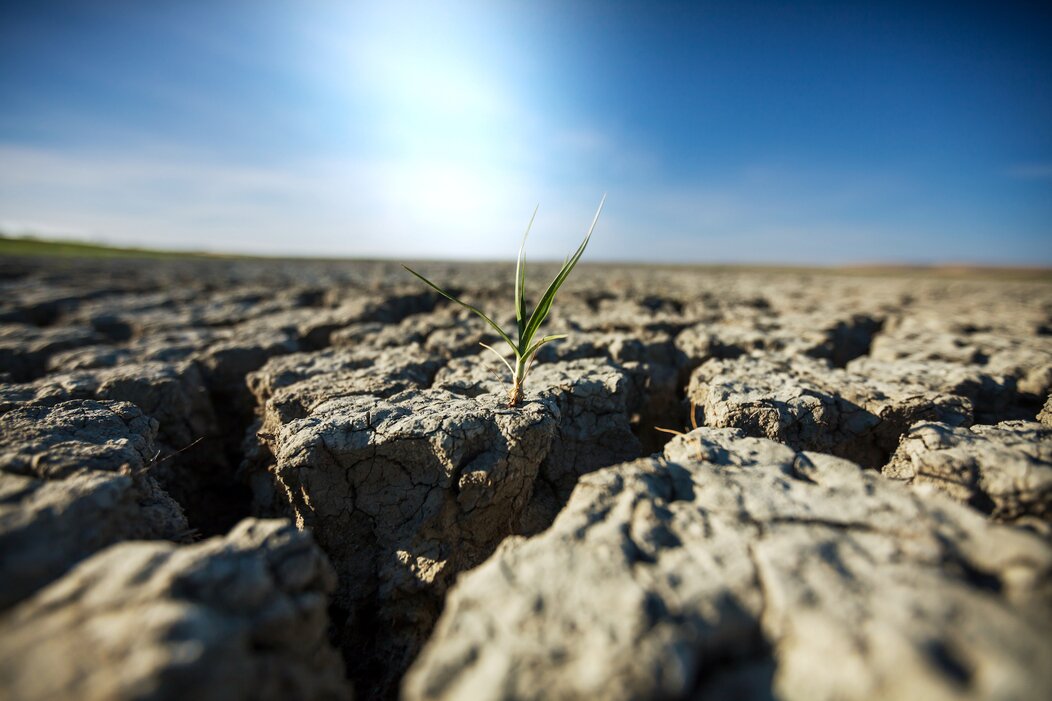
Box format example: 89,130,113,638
404,196,606,407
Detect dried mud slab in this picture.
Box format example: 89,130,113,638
676,310,883,370
248,343,443,430
871,311,1052,400
275,390,555,684
0,361,227,525
0,518,350,701
251,350,640,697
189,286,439,455
531,330,681,451
0,323,105,382
240,343,445,514
0,399,189,609
0,470,187,611
845,357,1023,423
0,398,158,476
405,428,1052,701
1039,394,1052,427
0,361,215,447
687,354,973,467
885,420,1052,528
434,356,643,531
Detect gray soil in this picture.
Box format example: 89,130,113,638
0,255,1049,700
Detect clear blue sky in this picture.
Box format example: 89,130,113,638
1,0,1050,264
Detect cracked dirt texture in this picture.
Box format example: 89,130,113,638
251,352,639,697
405,428,1052,701
0,361,228,525
885,420,1052,528
687,353,975,467
1039,393,1052,427
0,518,349,701
0,399,190,609
2,256,1050,700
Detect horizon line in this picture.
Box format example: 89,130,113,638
3,232,1051,278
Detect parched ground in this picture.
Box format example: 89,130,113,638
0,254,1049,701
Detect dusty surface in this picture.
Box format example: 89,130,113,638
1,255,1050,700
884,420,1051,528
406,430,1051,701
0,399,189,610
0,518,348,701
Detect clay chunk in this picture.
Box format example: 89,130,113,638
0,518,349,701
885,420,1052,526
406,428,1052,701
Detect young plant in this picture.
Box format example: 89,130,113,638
404,196,605,407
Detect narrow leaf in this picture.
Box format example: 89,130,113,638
479,341,515,376
523,333,567,360
403,265,517,352
521,194,605,345
515,205,538,341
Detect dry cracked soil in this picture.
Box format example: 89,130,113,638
0,255,1050,701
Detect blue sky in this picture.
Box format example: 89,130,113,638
1,0,1050,264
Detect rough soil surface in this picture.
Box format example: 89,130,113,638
686,353,977,467
1039,393,1052,427
885,420,1051,528
1,256,1050,700
249,349,638,695
0,518,349,701
0,399,189,610
405,429,1052,701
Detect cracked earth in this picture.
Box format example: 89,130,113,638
0,256,1049,700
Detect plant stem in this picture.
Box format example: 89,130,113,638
509,355,527,407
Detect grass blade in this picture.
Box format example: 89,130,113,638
523,333,567,360
479,341,515,376
521,194,605,345
403,265,517,351
515,205,538,342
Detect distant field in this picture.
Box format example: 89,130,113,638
2,234,1050,281
0,235,226,260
